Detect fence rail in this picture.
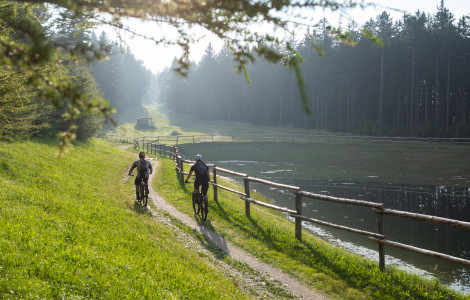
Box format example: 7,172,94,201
132,134,470,146
137,140,470,272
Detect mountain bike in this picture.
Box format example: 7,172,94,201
129,174,148,207
139,177,148,207
185,181,208,220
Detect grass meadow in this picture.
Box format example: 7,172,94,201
154,155,469,300
0,140,249,299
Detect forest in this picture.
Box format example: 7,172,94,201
0,5,154,142
161,2,470,137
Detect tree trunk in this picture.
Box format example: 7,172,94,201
409,51,415,129
446,55,450,132
378,47,385,123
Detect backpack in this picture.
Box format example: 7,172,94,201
194,160,208,175
137,159,148,173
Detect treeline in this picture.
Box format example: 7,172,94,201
91,33,156,124
161,2,470,137
0,5,154,142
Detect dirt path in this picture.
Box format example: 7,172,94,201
145,158,328,300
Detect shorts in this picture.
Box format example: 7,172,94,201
135,176,149,186
194,179,209,196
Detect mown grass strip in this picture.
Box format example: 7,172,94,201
0,139,248,299
154,156,469,300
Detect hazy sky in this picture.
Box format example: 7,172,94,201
107,0,469,74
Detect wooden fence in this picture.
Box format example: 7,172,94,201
132,134,470,146
138,140,470,271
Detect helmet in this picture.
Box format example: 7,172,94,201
139,152,145,159
195,154,202,161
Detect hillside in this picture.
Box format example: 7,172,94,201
0,140,260,298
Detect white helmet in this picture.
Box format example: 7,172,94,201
195,154,202,161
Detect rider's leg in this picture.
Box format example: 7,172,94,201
144,178,149,193
201,182,209,212
134,177,140,199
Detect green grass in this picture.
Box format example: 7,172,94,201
105,104,329,141
154,156,469,300
0,139,249,299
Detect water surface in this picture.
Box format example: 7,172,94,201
213,160,470,294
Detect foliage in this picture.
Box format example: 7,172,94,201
1,0,376,147
0,3,113,147
161,4,470,138
154,156,468,299
0,139,248,298
0,68,54,140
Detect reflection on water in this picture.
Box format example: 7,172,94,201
213,160,470,294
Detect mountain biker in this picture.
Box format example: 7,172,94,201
185,154,210,206
128,152,153,200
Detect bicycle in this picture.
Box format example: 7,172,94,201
185,181,208,220
129,174,148,207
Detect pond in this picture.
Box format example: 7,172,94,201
212,160,470,294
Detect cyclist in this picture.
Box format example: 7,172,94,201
128,152,153,200
185,154,210,207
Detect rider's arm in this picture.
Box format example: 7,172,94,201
185,169,193,182
148,161,153,174
128,162,137,175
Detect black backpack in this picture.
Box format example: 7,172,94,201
137,159,148,176
194,161,208,175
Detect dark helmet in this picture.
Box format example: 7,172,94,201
139,152,145,159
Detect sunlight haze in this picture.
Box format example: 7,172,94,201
104,0,470,74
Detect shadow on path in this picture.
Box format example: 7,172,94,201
144,158,327,300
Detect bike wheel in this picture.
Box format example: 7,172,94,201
192,193,200,214
142,184,148,207
142,192,148,207
200,196,208,220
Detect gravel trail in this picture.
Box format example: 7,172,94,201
144,158,328,300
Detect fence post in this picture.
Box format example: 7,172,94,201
176,136,179,145
146,142,149,154
295,192,302,242
376,208,385,271
163,145,166,157
213,166,218,203
142,137,145,150
180,158,184,182
244,177,251,218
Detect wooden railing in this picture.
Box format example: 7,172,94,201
133,134,470,146
138,140,470,271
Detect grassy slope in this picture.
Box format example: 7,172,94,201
154,156,469,300
0,140,248,299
